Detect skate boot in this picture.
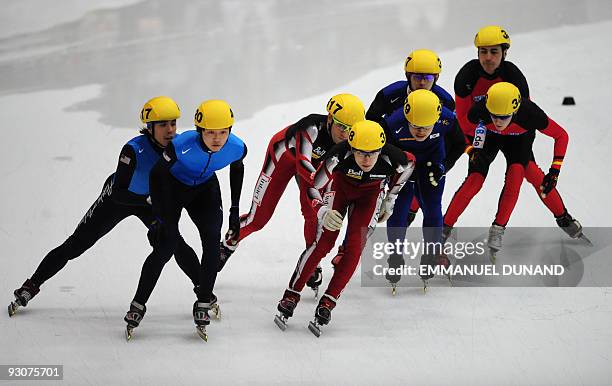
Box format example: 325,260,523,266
555,211,591,245
306,266,323,299
274,289,301,331
441,224,454,243
8,279,40,317
487,224,505,263
419,254,436,292
124,301,146,341
193,301,212,341
331,245,345,268
193,286,220,319
308,294,337,337
385,253,405,296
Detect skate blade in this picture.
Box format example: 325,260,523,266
489,248,498,264
274,314,288,331
579,234,593,247
391,284,397,296
313,287,319,300
308,321,322,338
422,279,428,293
196,326,208,341
125,327,134,341
211,304,221,320
8,301,19,317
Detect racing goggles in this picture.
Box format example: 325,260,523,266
353,149,381,157
489,113,513,121
408,123,435,131
332,117,351,132
409,74,436,82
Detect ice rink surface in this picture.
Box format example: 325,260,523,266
1,1,612,385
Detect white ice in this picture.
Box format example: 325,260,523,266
1,2,611,385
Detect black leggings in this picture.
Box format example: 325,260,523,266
30,175,200,288
468,130,535,176
133,166,223,305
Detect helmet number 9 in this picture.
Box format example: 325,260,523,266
195,109,203,124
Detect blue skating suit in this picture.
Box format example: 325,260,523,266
121,135,161,195
383,106,456,245
169,131,246,187
367,81,455,122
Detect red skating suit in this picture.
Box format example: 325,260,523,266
238,114,335,246
287,142,415,301
445,99,568,227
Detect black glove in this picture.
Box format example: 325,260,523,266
227,206,240,240
147,217,164,248
425,161,445,187
467,146,480,163
540,168,560,196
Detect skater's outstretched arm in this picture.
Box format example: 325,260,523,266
227,145,247,237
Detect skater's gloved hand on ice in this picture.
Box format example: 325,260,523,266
540,168,560,197
318,207,344,231
227,206,240,240
425,161,445,187
147,217,164,247
377,195,397,223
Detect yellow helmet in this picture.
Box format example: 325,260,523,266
474,25,511,48
194,100,234,130
404,49,442,74
326,93,366,127
485,82,521,115
140,96,180,124
404,89,442,127
348,120,386,152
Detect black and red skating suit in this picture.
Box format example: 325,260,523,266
455,59,530,138
287,142,415,301
445,99,569,227
449,59,568,225
238,114,335,246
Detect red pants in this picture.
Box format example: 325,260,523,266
238,128,318,246
288,175,383,300
444,160,566,227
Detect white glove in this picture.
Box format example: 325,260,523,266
377,195,396,223
319,207,344,231
146,196,152,205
